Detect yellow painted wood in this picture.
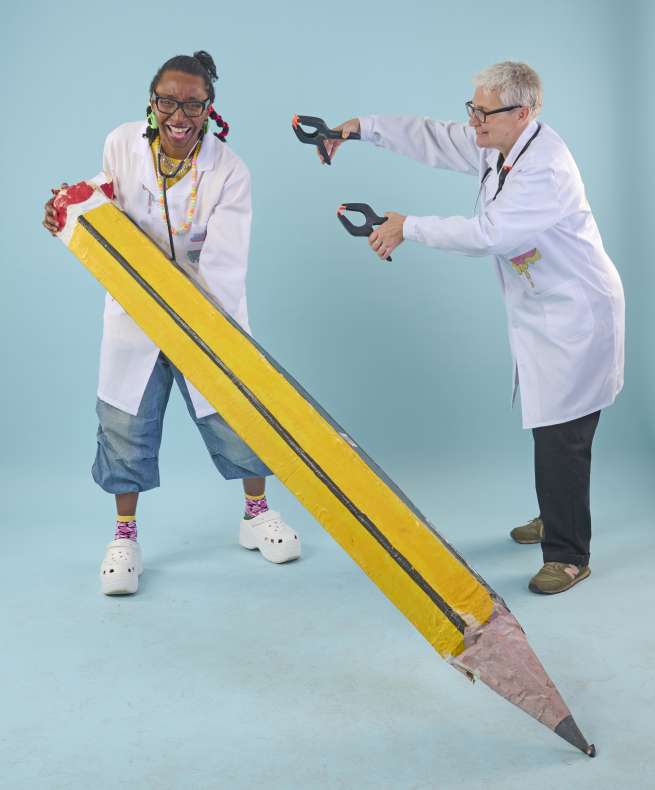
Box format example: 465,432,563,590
68,203,496,656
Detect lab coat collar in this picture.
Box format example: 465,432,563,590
132,123,216,197
196,131,215,173
484,120,539,170
504,121,539,168
133,123,158,196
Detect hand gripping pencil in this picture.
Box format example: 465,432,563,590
52,177,596,757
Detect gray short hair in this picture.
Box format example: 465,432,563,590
471,61,543,122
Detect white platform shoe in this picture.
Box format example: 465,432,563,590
100,539,143,595
239,510,301,563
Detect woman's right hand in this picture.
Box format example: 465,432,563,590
317,118,361,164
42,183,69,236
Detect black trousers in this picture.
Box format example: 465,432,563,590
533,410,600,566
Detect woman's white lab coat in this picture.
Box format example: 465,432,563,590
359,116,625,428
98,121,252,418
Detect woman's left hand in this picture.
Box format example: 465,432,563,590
368,212,407,260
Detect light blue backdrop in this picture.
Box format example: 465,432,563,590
1,0,652,490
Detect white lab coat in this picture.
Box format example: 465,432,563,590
98,121,252,418
359,116,625,429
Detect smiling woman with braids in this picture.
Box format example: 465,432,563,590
43,51,302,595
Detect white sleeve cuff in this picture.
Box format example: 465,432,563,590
358,116,374,143
403,215,419,242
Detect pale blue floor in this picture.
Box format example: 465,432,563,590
1,424,654,788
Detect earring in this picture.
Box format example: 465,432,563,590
147,106,158,130
204,117,210,133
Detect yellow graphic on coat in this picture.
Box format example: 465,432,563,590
510,248,541,288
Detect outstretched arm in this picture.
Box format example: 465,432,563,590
359,115,480,174
320,115,481,174
369,157,568,261
404,158,564,258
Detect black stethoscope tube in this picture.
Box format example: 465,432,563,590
471,124,542,217
161,175,176,261
472,168,492,217
157,140,197,262
492,124,541,202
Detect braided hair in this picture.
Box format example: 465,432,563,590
143,50,229,144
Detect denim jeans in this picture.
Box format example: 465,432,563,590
92,352,272,493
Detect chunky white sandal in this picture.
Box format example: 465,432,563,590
239,510,301,564
100,539,143,595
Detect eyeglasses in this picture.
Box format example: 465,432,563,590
152,93,210,118
465,101,522,123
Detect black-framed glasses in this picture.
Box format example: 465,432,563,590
465,101,521,123
152,93,210,118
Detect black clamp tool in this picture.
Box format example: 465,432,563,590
292,115,360,165
337,203,392,261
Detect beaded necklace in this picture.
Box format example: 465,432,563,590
154,137,201,235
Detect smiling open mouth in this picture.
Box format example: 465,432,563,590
166,124,192,142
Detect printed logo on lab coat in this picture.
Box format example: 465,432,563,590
510,248,541,288
143,184,154,214
187,250,201,264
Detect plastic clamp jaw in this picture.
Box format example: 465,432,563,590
292,115,361,166
337,203,392,261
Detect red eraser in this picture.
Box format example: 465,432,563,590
53,181,95,229
100,181,115,200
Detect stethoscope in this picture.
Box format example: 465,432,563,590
471,168,492,217
156,141,199,262
471,124,542,217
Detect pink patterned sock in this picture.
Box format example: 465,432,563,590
244,494,269,520
115,518,137,542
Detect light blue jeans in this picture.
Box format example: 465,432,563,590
92,352,272,493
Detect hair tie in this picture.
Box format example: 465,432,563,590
207,106,229,141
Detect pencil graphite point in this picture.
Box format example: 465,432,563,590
554,716,596,756
447,603,595,755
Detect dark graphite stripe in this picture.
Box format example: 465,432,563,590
78,215,467,635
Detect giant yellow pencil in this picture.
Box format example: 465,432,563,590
54,179,596,756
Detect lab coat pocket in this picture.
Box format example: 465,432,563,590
535,278,595,341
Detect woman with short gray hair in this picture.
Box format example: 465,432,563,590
320,60,624,595
471,61,543,122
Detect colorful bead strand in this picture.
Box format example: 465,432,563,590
155,138,199,234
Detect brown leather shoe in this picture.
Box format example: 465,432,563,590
510,517,543,544
528,562,591,594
